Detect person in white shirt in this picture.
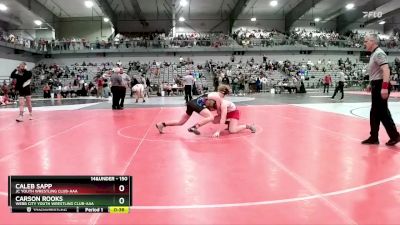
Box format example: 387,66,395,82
182,73,195,102
331,67,345,101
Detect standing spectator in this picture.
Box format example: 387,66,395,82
103,78,110,98
331,68,345,101
182,73,195,103
96,76,104,98
361,34,400,146
221,74,230,86
10,62,33,121
323,73,332,93
213,74,219,91
145,77,151,97
232,75,239,95
239,73,245,95
263,54,267,62
255,77,261,93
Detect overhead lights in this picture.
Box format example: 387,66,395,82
0,3,7,11
345,3,354,10
34,20,42,26
84,1,94,8
180,0,188,7
314,17,321,22
270,1,278,7
251,17,256,22
179,16,185,22
103,17,109,22
379,21,386,25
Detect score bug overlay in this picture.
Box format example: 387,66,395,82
8,176,132,213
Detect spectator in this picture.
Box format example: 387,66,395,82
43,83,51,98
323,73,332,93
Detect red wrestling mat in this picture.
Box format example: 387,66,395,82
0,106,399,225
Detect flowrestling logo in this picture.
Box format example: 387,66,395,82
363,11,383,18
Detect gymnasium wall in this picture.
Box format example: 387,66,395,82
56,17,113,41
0,48,36,82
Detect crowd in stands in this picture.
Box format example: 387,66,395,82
4,28,400,53
0,30,234,52
207,55,400,94
2,54,400,105
31,61,141,98
208,56,306,94
59,57,400,97
225,28,400,50
233,28,285,46
0,31,49,51
233,28,368,48
23,57,209,100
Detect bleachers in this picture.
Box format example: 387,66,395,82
156,64,211,91
29,60,214,97
304,62,367,88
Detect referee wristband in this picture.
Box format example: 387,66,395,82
382,82,389,89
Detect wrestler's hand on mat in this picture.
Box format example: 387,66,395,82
213,115,221,124
212,131,220,138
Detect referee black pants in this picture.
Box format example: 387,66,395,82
332,81,344,99
370,79,399,140
184,85,192,103
119,87,126,108
111,86,120,109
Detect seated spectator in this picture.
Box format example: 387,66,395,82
43,83,51,98
0,95,11,105
61,85,70,98
163,83,172,96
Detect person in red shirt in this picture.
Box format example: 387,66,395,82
323,73,332,93
96,76,104,98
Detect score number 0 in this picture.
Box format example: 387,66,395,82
118,184,126,205
117,176,129,205
118,184,125,205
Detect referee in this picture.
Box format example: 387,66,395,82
182,73,195,103
331,67,345,101
362,34,400,146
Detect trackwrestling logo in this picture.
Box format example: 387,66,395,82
363,11,383,18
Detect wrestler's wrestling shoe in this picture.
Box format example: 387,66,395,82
188,126,200,135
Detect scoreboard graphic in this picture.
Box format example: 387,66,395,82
8,176,132,213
